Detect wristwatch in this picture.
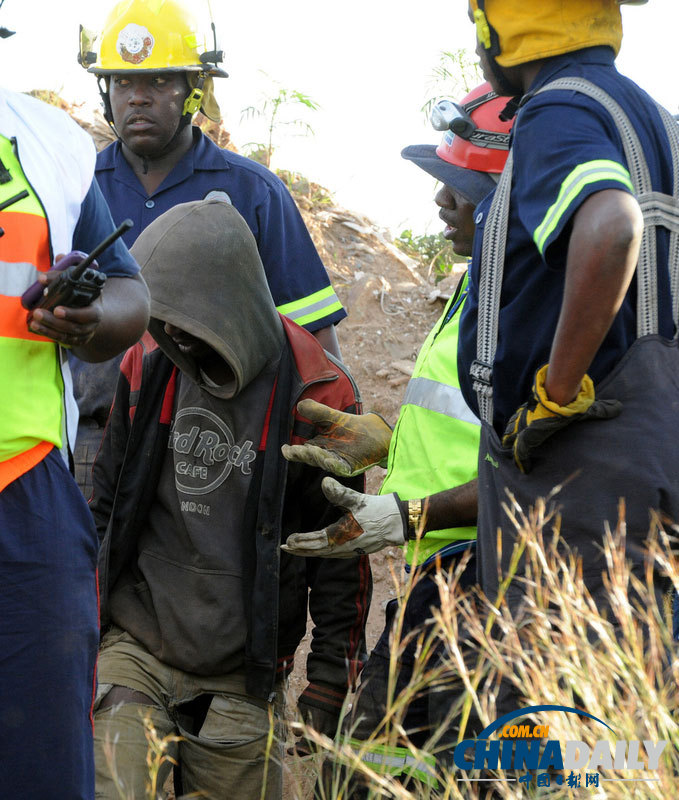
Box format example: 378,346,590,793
407,498,423,540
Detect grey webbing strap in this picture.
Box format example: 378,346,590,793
637,191,679,230
472,150,513,424
535,78,658,338
473,77,679,423
651,102,679,330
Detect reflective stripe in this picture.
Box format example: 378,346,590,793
534,159,634,255
0,260,40,296
276,284,344,326
362,751,429,770
402,376,481,427
381,285,479,565
355,746,437,786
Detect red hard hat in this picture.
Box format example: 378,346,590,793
402,82,514,205
435,82,513,174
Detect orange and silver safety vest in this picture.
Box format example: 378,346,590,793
0,88,95,491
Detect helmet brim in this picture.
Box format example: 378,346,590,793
88,65,228,78
401,144,498,207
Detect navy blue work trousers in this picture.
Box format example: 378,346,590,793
349,549,477,748
0,448,99,799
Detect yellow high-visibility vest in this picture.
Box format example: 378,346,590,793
380,273,480,566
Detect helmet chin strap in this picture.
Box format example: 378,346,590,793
147,111,193,165
485,54,523,97
97,76,116,130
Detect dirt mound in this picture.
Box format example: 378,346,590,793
299,203,463,426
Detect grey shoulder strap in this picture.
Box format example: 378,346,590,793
473,76,679,424
471,149,513,426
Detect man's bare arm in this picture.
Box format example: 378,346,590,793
312,324,342,360
544,190,643,405
421,479,478,532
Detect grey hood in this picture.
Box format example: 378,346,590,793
131,198,285,397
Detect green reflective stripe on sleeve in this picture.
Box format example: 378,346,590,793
288,300,344,327
534,159,634,255
347,738,438,788
276,284,344,327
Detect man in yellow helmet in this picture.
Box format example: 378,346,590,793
72,0,345,494
458,0,679,710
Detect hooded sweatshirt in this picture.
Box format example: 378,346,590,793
107,198,286,674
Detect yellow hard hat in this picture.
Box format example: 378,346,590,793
470,0,639,68
86,0,227,77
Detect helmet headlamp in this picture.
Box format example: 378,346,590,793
430,93,510,151
431,100,477,139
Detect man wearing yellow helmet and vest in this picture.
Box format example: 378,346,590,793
457,0,679,711
72,0,345,495
281,84,514,788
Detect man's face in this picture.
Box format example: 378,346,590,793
434,185,476,257
108,72,189,157
164,322,213,360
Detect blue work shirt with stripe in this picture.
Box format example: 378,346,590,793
458,46,675,433
96,127,346,332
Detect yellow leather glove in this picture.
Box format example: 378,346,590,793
502,365,622,474
281,399,392,477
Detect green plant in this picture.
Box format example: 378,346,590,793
396,229,466,280
276,168,334,208
241,73,320,168
422,49,482,121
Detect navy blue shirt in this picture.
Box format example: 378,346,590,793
459,47,675,432
95,128,345,332
68,178,139,422
72,178,139,278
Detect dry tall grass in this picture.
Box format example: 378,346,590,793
98,492,679,799
285,493,679,799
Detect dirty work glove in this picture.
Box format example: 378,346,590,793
502,364,622,474
290,683,344,754
281,399,392,477
281,477,407,557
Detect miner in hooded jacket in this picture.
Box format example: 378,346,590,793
89,198,371,800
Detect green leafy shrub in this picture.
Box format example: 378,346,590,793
396,229,466,281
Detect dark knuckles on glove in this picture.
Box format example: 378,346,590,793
295,682,345,742
502,366,622,473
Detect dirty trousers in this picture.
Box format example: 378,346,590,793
94,626,286,800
